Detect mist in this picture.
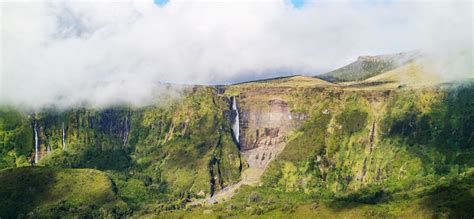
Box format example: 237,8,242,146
1,0,472,109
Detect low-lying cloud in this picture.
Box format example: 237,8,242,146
1,0,472,108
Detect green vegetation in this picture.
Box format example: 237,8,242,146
40,144,131,170
317,52,417,82
318,57,395,82
0,107,32,169
0,167,129,218
158,170,473,218
257,83,474,217
0,87,243,217
0,78,473,217
264,84,473,191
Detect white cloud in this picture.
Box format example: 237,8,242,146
1,0,472,108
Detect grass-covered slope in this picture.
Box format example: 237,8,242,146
159,81,474,218
364,61,441,85
0,107,33,168
231,75,336,89
0,87,243,216
317,51,418,82
159,171,474,218
0,167,128,218
257,82,474,217
1,70,473,217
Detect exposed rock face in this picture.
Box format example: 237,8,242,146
239,98,294,151
236,88,307,178
242,143,285,170
196,88,310,204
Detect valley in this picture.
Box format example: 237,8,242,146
1,54,473,218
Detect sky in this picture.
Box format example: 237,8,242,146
0,0,472,108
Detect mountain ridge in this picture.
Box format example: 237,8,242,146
316,50,421,82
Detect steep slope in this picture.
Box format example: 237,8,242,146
338,61,445,91
195,83,313,204
0,107,33,168
1,59,473,218
364,61,442,85
256,81,474,217
161,80,474,218
232,75,337,88
317,51,419,82
262,83,474,190
0,167,127,218
0,87,243,216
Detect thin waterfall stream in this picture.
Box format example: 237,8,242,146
62,122,66,149
231,96,240,143
123,113,130,147
34,121,39,164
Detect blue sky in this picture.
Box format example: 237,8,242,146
290,0,304,8
153,0,169,6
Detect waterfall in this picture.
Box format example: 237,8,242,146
34,121,39,164
62,122,66,149
231,97,240,143
123,113,130,147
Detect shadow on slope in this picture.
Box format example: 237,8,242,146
40,144,131,171
326,82,474,217
381,82,474,174
328,171,474,218
0,167,129,218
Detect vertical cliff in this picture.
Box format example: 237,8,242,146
260,83,474,195
0,87,243,212
1,75,473,217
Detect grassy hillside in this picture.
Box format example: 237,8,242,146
257,82,474,217
231,75,337,89
0,107,33,168
0,87,243,217
0,70,473,217
263,85,474,191
364,61,441,84
317,51,419,82
158,170,474,218
0,167,128,218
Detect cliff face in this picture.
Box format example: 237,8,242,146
0,87,243,212
259,83,474,195
231,87,307,186
239,97,293,151
1,76,473,218
222,78,473,199
30,108,131,163
237,87,313,150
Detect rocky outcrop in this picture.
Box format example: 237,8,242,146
235,89,308,178
239,98,294,151
195,89,310,205
237,96,296,175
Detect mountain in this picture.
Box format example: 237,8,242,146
316,51,420,82
1,54,473,218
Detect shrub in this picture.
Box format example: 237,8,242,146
248,191,260,203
